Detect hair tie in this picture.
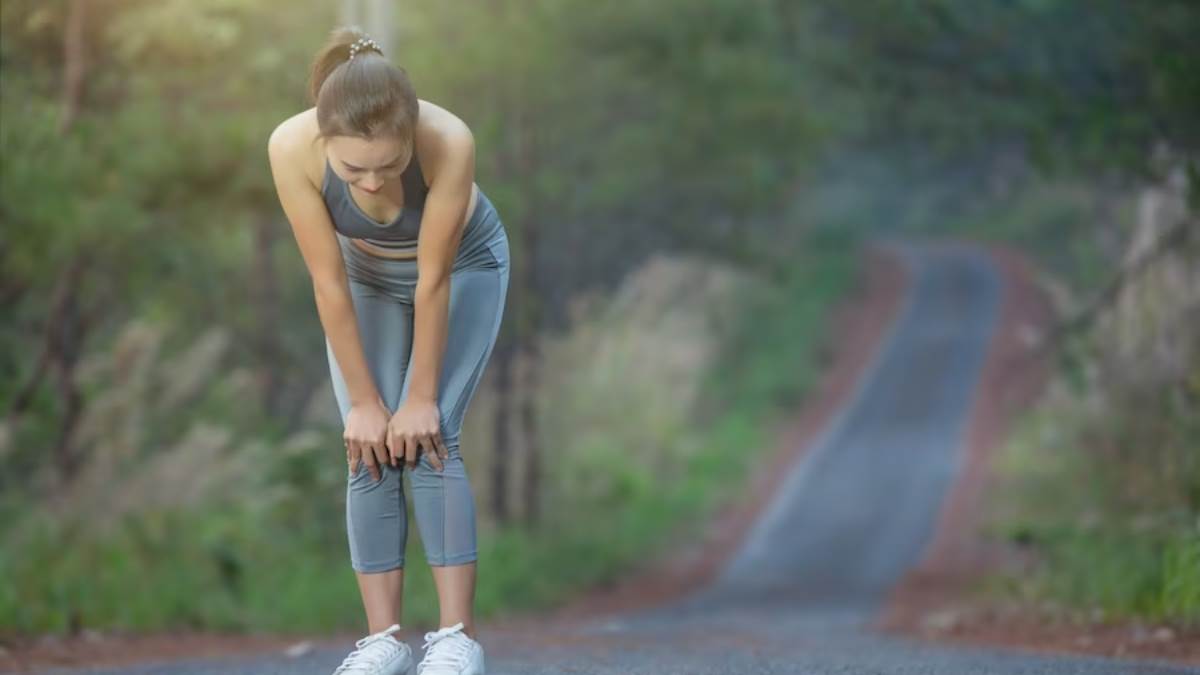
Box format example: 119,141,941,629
348,36,382,61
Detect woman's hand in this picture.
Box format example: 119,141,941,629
386,397,450,472
345,395,392,482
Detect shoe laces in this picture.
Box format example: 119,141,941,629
333,623,405,674
418,622,474,673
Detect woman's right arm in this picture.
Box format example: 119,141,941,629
266,123,392,479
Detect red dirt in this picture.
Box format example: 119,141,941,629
872,242,1200,666
0,629,327,673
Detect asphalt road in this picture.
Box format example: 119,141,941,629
43,241,1198,675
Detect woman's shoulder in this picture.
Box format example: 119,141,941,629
268,107,324,192
412,100,474,188
415,99,472,144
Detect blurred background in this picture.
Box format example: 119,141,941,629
1,0,1196,644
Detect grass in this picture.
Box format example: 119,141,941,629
984,378,1200,626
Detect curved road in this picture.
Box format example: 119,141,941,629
46,241,1196,674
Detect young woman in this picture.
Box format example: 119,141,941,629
267,27,508,675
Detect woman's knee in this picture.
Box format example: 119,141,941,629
346,459,402,490
409,443,465,477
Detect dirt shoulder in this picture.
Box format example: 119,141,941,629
872,242,1200,666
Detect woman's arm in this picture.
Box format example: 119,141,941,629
381,116,474,472
406,109,477,405
266,123,382,410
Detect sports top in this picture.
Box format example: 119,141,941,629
320,148,429,254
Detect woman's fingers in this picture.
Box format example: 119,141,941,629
346,439,359,477
381,433,447,472
371,443,391,475
403,435,418,469
385,428,399,467
423,436,444,472
361,442,382,482
347,438,391,482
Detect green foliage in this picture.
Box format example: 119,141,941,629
800,0,1200,171
1163,536,1200,619
993,524,1200,625
700,226,862,416
987,376,1200,625
0,502,360,633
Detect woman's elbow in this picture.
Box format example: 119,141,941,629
311,275,349,306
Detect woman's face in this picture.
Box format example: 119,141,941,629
326,134,412,194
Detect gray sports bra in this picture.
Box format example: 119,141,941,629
320,150,429,245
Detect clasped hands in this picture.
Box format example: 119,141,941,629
344,395,450,481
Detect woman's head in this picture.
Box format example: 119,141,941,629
307,25,419,184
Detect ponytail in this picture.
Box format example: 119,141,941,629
306,25,419,146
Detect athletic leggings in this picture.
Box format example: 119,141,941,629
325,192,510,572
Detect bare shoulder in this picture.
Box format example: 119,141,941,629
267,108,344,286
267,107,324,192
413,100,475,185
417,99,472,135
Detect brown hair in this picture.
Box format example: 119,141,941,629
306,25,419,148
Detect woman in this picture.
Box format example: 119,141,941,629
267,26,507,675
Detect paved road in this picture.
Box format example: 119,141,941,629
44,241,1197,674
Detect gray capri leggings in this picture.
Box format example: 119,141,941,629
325,193,510,572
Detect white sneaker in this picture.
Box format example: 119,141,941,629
332,623,416,675
416,622,485,675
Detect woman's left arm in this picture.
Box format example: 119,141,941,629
390,116,476,472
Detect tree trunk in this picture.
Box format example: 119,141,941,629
519,334,542,525
7,258,86,430
490,338,514,524
58,0,87,134
253,214,283,416
513,102,546,527
340,0,394,56
50,255,90,486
